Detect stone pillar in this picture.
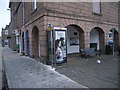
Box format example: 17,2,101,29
29,31,32,57
79,32,85,49
99,32,105,53
39,26,48,64
23,31,26,55
12,35,17,51
24,31,27,55
84,32,90,48
104,33,108,46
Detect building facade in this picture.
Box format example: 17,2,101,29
2,25,9,47
8,2,120,63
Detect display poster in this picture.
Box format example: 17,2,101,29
55,30,67,63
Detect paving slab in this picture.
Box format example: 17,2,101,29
0,44,2,89
2,47,89,88
56,54,118,88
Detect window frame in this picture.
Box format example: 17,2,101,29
92,0,102,15
33,0,37,10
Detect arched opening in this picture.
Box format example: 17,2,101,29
65,25,84,54
90,27,105,53
26,30,30,56
32,26,39,57
22,32,24,52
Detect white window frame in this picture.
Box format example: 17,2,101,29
33,0,37,10
5,30,8,35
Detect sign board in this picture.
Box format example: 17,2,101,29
14,29,20,36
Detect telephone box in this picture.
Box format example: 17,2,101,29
47,27,67,64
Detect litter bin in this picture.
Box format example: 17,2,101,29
105,45,113,54
118,46,120,55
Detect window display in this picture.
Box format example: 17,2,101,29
70,37,79,45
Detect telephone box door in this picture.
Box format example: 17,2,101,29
54,28,67,63
47,27,67,64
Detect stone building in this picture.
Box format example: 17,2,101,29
8,2,23,51
2,25,9,47
8,2,120,63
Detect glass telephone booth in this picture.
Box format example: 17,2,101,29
47,27,67,65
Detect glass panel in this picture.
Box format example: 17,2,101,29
55,30,67,63
33,0,37,10
93,0,101,14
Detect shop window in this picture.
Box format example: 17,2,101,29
90,43,97,49
70,37,79,46
74,32,78,35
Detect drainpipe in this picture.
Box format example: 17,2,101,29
20,1,25,55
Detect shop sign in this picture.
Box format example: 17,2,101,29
14,29,20,36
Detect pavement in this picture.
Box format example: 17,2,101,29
2,47,88,88
55,53,119,88
0,43,2,89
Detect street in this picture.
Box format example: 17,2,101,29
1,44,119,89
56,54,119,88
1,1,120,90
0,43,2,89
2,47,88,88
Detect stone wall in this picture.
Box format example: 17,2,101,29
8,2,119,63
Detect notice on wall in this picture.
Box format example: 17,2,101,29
70,37,79,45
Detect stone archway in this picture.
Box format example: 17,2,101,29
32,26,39,57
65,25,85,54
90,27,105,53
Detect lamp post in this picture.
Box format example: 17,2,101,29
110,28,116,60
20,0,25,55
112,28,115,56
48,24,55,68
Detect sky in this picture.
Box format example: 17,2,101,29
0,0,10,36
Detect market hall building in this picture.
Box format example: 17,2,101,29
8,1,120,64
